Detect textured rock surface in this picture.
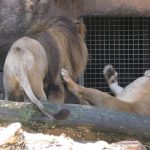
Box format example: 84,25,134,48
1,0,150,69
0,123,147,150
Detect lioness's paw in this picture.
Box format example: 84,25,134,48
61,68,70,82
61,68,68,77
103,65,118,84
144,70,150,77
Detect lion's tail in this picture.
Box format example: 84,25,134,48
14,47,70,120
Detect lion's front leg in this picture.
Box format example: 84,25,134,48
47,81,65,103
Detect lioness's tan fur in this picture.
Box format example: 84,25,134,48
61,69,150,116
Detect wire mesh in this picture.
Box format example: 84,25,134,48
82,17,150,93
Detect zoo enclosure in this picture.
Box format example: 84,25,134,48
81,16,150,94
1,17,150,98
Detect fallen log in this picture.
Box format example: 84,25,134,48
0,100,150,139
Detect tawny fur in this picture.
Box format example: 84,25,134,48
3,16,88,119
61,68,150,116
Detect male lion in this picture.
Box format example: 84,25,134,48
61,66,150,117
3,16,88,120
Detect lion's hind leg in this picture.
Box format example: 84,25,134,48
103,65,124,96
28,74,47,101
3,76,23,101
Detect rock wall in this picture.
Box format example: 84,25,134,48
1,0,150,69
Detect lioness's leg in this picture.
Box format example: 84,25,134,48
144,70,150,77
103,65,124,96
61,69,133,113
61,69,90,105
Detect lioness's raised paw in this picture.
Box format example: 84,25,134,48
103,65,118,85
61,68,70,83
144,70,150,77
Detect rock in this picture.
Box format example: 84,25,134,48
0,122,147,150
111,141,147,150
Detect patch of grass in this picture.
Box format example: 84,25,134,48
19,104,57,131
19,104,38,125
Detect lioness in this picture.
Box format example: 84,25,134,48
61,66,150,116
3,16,88,120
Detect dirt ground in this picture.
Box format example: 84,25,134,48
0,122,150,149
20,122,150,148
